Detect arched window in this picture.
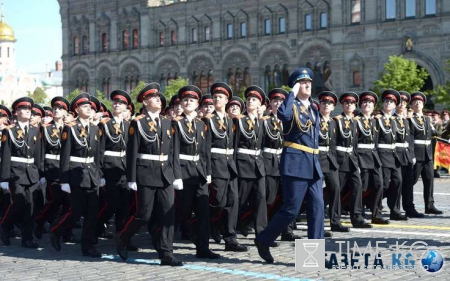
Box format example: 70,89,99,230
123,30,129,50
101,33,108,52
73,36,79,55
82,36,88,55
353,71,361,86
102,77,110,95
159,31,165,46
171,30,177,45
132,29,139,49
351,0,361,23
274,65,282,87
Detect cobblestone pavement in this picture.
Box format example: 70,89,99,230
0,178,449,280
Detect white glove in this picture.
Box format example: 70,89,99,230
207,175,212,184
412,158,416,165
0,182,9,191
100,178,106,187
127,182,137,191
292,82,301,95
61,183,71,193
39,177,47,185
173,179,184,190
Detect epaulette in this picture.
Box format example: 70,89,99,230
4,124,14,130
354,116,361,121
100,117,110,124
172,116,183,122
390,116,396,120
66,121,77,127
375,114,382,119
133,114,145,121
204,113,215,119
261,116,270,121
42,123,51,127
236,114,245,119
334,115,342,120
195,117,203,121
160,116,167,120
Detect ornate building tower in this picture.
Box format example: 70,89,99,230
0,1,16,74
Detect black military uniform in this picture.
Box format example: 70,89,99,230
173,85,219,259
355,91,386,224
116,83,183,266
96,90,131,238
394,91,424,218
235,86,268,236
49,93,103,257
378,90,407,221
0,105,11,218
335,92,371,228
1,97,42,248
408,92,442,214
203,82,247,252
34,97,75,241
317,91,349,232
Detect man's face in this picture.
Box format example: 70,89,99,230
202,104,215,115
227,104,241,118
75,103,92,119
181,97,199,113
297,80,312,97
361,100,374,115
319,100,335,115
411,100,423,112
213,93,228,109
143,95,162,111
246,96,261,111
30,114,42,126
383,99,396,112
173,103,183,116
396,100,407,113
342,101,356,115
0,116,7,129
443,113,449,122
270,99,283,112
53,106,67,119
16,107,31,121
112,100,127,116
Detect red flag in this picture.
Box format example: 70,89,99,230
434,139,450,170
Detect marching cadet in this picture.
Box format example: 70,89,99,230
263,88,301,241
335,92,372,228
408,92,442,214
169,95,183,119
355,91,387,225
395,91,424,218
235,86,268,243
378,90,407,221
226,96,245,119
317,91,349,232
172,85,220,259
200,94,215,116
42,106,54,125
1,97,43,248
96,90,134,245
49,93,105,257
34,97,78,242
30,104,45,127
116,83,183,266
256,68,323,264
203,82,247,252
0,105,11,219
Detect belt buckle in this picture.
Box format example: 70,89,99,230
159,154,164,161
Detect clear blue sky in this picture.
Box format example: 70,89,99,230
4,0,61,73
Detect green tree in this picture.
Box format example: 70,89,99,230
163,77,189,100
430,60,450,109
29,87,48,104
129,81,147,103
66,88,80,102
95,90,111,109
373,55,429,95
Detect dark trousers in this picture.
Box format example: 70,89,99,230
176,182,210,252
323,169,342,226
413,160,435,209
339,170,363,219
257,175,324,246
265,175,279,206
51,187,99,252
401,164,416,211
383,167,403,215
35,182,71,228
1,182,39,242
96,180,130,236
120,185,174,258
209,177,239,245
360,167,383,218
238,177,267,235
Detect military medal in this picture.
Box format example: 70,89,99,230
80,128,87,138
398,119,404,128
217,119,226,130
384,118,390,127
17,129,24,139
187,122,194,133
363,119,370,129
246,119,254,131
148,121,157,133
321,121,328,131
418,116,424,125
51,129,59,138
114,123,122,134
300,105,308,115
344,120,350,129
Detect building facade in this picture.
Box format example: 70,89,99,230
58,0,449,100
